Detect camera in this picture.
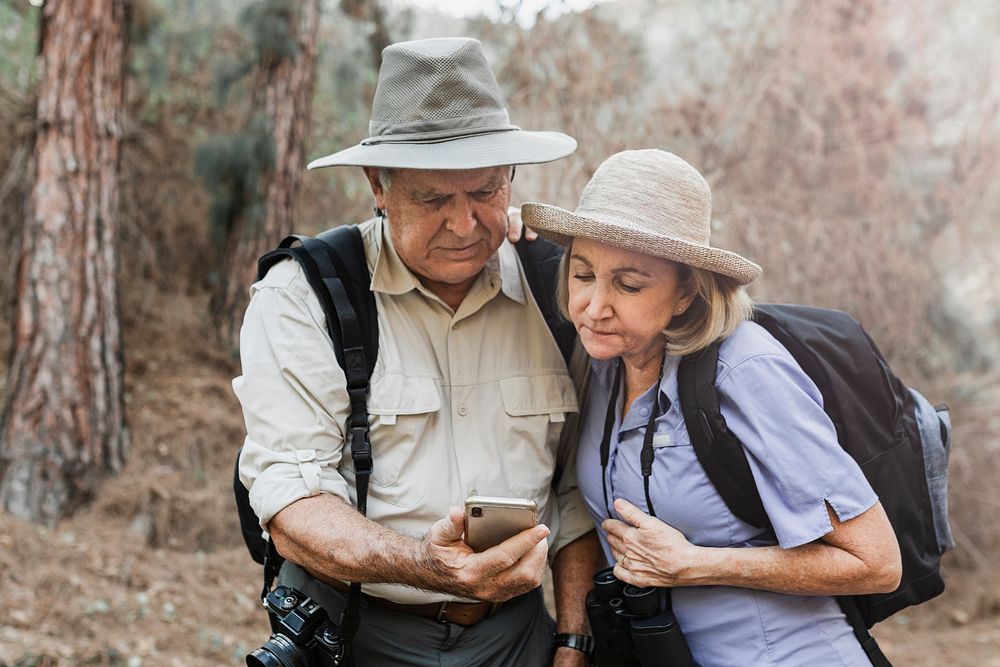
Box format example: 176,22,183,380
585,567,694,667
246,585,344,667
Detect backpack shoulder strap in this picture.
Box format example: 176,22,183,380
516,236,576,366
256,226,376,657
316,225,378,377
676,341,770,530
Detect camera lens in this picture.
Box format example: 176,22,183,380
246,634,309,667
471,507,483,518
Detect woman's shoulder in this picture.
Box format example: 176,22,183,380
716,320,792,368
713,320,818,394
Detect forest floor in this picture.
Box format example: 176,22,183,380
1,291,999,666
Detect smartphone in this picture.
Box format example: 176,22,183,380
464,496,538,552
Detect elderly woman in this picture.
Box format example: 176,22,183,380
521,150,902,666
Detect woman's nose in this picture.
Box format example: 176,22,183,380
584,283,613,319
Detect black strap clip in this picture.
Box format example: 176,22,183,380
350,426,373,475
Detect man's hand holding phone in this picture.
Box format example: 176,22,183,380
420,503,549,603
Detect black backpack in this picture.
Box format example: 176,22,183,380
676,303,953,667
232,225,575,572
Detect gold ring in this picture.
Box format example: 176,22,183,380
621,555,630,569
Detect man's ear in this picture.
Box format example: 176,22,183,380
362,166,386,210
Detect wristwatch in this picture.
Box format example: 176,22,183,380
553,632,594,655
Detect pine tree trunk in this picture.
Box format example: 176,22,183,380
214,0,322,353
0,0,130,525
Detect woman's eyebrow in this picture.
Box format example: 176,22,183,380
612,267,653,278
569,254,652,277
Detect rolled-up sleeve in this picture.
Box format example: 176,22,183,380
718,353,878,549
233,260,352,530
552,461,597,556
551,340,598,556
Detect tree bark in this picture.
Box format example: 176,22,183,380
214,0,322,353
0,0,130,524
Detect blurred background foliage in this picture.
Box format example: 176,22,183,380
0,0,996,556
0,0,998,662
0,0,997,556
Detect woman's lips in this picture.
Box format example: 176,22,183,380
580,324,616,337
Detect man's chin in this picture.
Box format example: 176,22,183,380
433,240,496,263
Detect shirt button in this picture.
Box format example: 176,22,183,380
639,407,650,417
458,405,468,416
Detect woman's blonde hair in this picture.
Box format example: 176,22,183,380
555,247,754,357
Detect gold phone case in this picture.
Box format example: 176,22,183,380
464,496,538,552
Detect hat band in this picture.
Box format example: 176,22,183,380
365,109,513,145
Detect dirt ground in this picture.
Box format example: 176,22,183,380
1,291,998,666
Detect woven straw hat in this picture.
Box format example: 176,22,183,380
521,150,762,285
307,38,576,170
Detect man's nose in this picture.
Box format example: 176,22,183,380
444,197,477,236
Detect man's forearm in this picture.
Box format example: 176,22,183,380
551,530,602,633
268,493,430,587
267,493,552,602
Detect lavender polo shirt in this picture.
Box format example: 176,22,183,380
576,321,878,666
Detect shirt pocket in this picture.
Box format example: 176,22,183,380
499,374,578,499
366,374,441,489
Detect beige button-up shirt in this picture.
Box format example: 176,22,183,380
235,218,593,604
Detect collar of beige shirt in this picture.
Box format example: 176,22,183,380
369,217,527,308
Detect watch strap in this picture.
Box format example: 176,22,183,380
553,632,594,655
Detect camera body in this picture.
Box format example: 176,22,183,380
246,585,344,667
585,567,694,667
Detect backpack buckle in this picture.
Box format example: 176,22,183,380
350,426,373,476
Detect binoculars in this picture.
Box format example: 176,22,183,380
585,567,694,667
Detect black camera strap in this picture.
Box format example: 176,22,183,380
599,361,623,519
599,357,665,520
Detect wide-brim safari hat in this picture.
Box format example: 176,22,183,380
307,38,576,170
521,149,762,285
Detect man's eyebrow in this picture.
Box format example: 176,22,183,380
468,175,508,193
407,187,448,200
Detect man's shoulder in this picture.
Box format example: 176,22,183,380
254,256,305,293
253,219,379,297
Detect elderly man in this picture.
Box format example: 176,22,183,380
235,38,600,666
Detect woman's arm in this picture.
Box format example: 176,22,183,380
604,498,901,596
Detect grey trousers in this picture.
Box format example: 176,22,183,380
279,561,556,666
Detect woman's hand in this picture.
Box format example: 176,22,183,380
602,498,704,588
506,206,538,243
